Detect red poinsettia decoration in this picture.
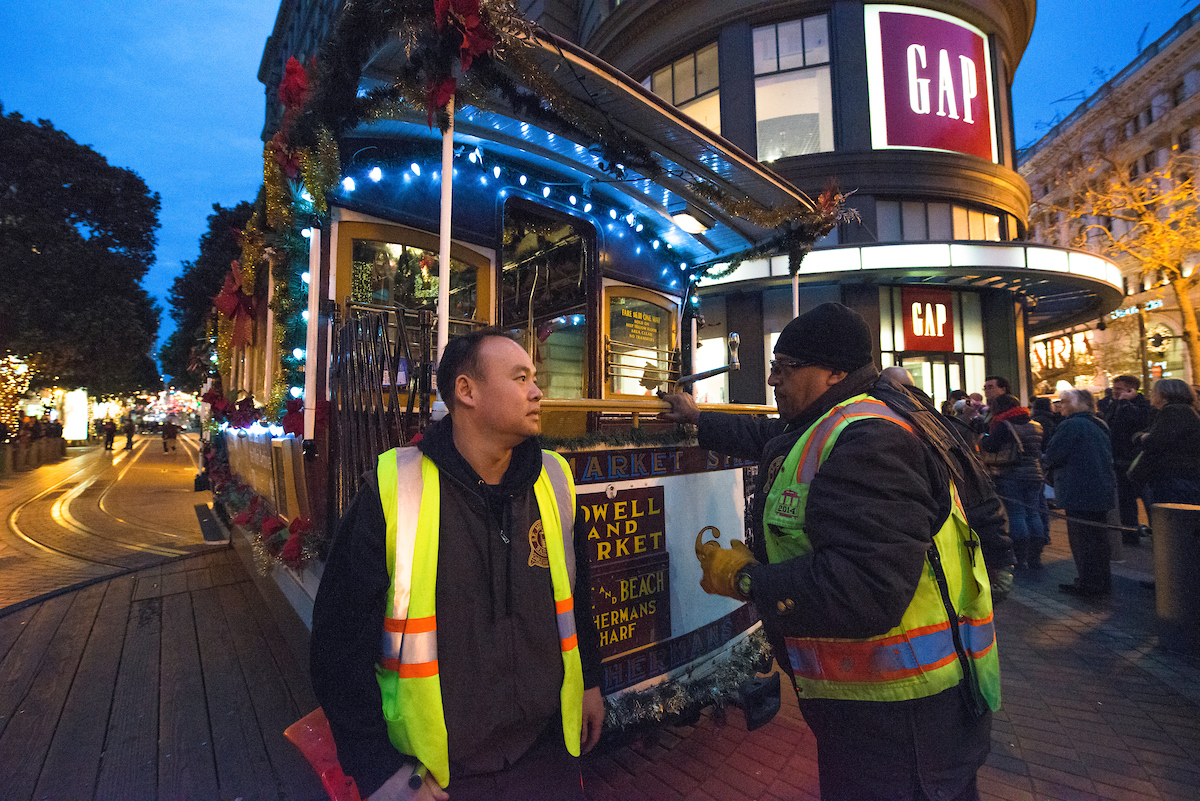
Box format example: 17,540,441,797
280,516,312,569
233,495,261,526
280,399,305,439
226,396,262,429
427,0,500,124
261,515,288,541
201,387,231,417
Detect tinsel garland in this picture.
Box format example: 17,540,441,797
542,425,695,453
238,213,267,295
264,148,294,232
602,628,773,734
298,127,340,216
216,316,233,377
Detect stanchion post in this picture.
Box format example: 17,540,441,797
1152,502,1200,654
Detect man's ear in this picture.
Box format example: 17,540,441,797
455,374,478,411
826,369,848,386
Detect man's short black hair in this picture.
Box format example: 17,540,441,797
436,326,515,414
1113,374,1140,391
985,375,1010,391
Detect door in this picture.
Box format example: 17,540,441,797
896,353,964,408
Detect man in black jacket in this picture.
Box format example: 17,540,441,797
1105,375,1155,544
661,303,1010,801
311,329,604,800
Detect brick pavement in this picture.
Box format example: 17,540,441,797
581,517,1200,801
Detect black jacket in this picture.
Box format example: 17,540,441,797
1128,402,1200,486
310,417,601,796
696,368,1001,799
982,410,1044,484
1104,393,1156,466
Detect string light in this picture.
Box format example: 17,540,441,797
369,167,382,181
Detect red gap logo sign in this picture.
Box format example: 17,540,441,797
865,5,997,163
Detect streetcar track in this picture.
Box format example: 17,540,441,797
96,437,191,539
6,439,196,566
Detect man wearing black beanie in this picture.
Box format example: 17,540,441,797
661,302,1011,801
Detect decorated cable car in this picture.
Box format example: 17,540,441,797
206,0,847,742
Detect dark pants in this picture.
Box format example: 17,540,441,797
799,684,989,801
445,729,584,801
1115,470,1144,543
993,478,1047,547
1065,510,1112,595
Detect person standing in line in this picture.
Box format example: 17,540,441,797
311,328,604,801
1103,375,1155,544
103,419,116,450
971,376,1010,434
660,303,1010,801
124,418,135,451
981,394,1047,569
1128,379,1200,506
1043,388,1117,598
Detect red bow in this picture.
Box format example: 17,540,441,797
213,261,255,349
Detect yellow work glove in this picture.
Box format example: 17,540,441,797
695,535,758,599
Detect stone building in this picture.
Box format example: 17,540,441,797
1020,5,1200,389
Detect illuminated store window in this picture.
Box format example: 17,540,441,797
753,15,832,160
642,43,721,134
876,200,1008,242
878,287,985,406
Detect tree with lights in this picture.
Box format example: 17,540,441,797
1031,140,1200,382
0,106,163,396
161,200,256,391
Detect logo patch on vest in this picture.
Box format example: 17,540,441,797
765,455,785,490
527,520,550,568
775,488,802,519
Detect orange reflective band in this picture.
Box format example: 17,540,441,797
560,634,578,652
555,598,573,615
383,614,436,634
381,656,440,678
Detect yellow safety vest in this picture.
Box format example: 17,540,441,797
374,446,585,788
762,394,1001,710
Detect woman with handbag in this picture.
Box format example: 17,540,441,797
1128,379,1200,506
1043,389,1118,598
981,394,1047,568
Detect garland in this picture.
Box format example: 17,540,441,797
602,628,773,735
205,435,324,573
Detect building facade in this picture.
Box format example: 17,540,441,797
1020,5,1200,391
518,0,1121,405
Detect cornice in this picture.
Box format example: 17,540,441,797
770,149,1032,218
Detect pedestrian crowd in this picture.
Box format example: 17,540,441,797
941,371,1200,600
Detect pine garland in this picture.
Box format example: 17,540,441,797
602,628,774,734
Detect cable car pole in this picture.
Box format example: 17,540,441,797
437,96,455,363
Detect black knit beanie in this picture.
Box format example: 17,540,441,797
774,302,873,372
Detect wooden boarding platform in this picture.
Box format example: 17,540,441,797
0,548,324,800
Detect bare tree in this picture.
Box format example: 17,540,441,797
1031,137,1200,381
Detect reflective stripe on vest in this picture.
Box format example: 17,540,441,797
375,446,584,787
763,394,1001,709
787,611,996,683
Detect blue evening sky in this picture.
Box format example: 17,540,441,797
0,1,1193,374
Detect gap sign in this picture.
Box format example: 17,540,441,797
902,287,955,352
865,5,997,162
